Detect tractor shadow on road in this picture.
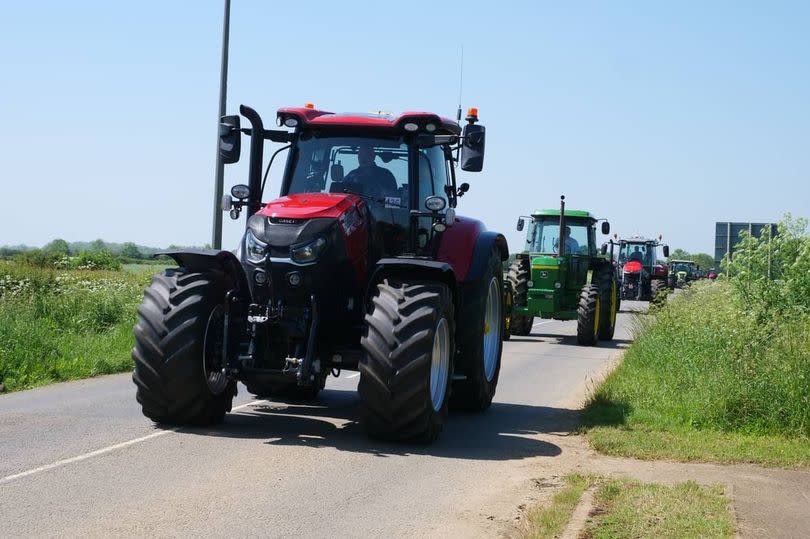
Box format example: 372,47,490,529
184,390,579,461
507,335,632,350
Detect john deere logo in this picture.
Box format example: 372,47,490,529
540,271,548,278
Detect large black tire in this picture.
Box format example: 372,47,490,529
576,284,601,346
359,279,454,442
132,268,236,425
452,249,504,411
506,259,533,336
595,265,617,341
650,279,665,301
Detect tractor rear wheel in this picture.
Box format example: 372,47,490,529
132,268,236,425
359,279,454,442
650,279,665,302
595,265,617,341
576,284,601,346
452,249,504,411
506,259,533,336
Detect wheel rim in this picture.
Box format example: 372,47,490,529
593,295,601,339
202,304,229,395
483,276,501,382
610,280,618,327
429,317,450,412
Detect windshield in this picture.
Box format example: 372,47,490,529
286,136,408,200
525,217,591,255
285,136,451,212
672,262,694,272
618,242,655,266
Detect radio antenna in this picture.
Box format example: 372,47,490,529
456,45,464,122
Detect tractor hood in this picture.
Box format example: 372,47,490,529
257,193,361,220
623,260,643,274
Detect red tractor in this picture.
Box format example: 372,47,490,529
132,104,509,443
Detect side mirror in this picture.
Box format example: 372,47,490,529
219,115,241,164
663,245,670,258
330,163,344,182
601,243,608,255
601,221,610,235
517,218,525,232
460,124,485,172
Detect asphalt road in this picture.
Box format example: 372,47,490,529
0,306,639,538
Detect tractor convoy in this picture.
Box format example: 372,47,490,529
130,101,693,443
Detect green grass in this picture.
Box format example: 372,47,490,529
520,474,592,539
0,260,165,392
582,281,810,467
584,478,733,539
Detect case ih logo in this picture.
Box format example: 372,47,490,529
270,217,301,225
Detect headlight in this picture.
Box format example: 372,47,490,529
291,237,327,264
245,231,268,263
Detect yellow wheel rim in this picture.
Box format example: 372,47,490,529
610,280,617,327
593,296,601,338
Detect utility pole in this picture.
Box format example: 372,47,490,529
211,0,231,249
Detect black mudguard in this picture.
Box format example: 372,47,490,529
465,231,509,283
156,249,252,301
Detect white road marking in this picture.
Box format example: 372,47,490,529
0,399,267,486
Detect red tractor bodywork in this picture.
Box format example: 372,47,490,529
133,103,507,442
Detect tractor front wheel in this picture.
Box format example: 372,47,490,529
595,265,617,341
576,284,601,346
359,279,454,442
452,249,504,411
132,268,236,425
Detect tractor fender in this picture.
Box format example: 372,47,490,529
366,258,458,308
464,231,509,283
156,249,252,301
436,216,508,282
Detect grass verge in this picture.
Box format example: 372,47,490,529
584,478,733,539
519,474,591,539
582,280,810,467
0,261,168,392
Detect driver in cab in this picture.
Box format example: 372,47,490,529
344,144,397,198
557,226,580,254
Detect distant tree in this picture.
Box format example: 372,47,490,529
45,238,70,256
667,249,715,270
90,239,107,252
668,248,690,261
691,253,715,270
120,242,142,259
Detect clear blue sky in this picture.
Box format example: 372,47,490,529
2,1,808,255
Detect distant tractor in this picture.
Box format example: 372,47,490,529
606,235,670,301
506,197,618,346
131,104,509,443
669,260,698,288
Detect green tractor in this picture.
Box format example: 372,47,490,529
506,196,618,346
668,259,697,288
